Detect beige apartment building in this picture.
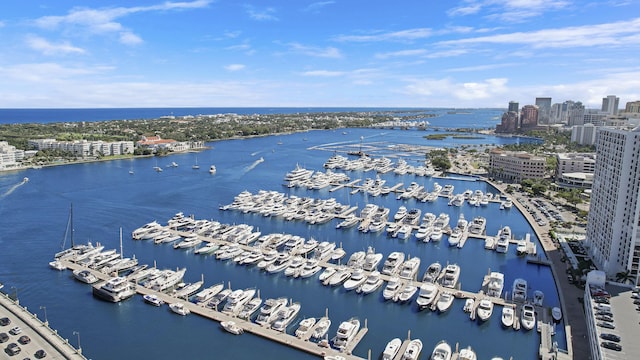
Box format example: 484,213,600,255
488,149,546,182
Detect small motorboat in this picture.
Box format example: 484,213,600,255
169,302,190,316
382,337,402,360
552,307,562,322
143,294,164,307
221,320,243,335
501,306,514,327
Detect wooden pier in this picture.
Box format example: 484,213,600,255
59,259,367,359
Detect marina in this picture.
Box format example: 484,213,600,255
1,123,564,360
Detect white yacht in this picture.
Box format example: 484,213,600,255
440,264,460,288
381,252,405,275
294,317,316,338
298,258,322,278
382,338,402,360
414,223,432,241
447,228,463,247
458,346,477,360
255,297,288,326
468,216,486,235
173,280,204,300
430,340,451,360
436,291,455,312
328,267,352,286
422,262,441,283
169,302,190,316
395,283,418,302
311,317,331,340
476,299,494,321
209,165,217,174
193,282,224,305
362,247,383,271
358,271,383,294
336,214,359,229
318,267,337,283
486,272,505,298
383,277,402,301
416,282,438,310
237,297,263,320
402,338,423,360
72,269,99,284
271,302,301,332
512,278,528,302
343,268,367,291
284,256,306,277
92,277,136,302
332,317,360,351
398,257,421,280
393,206,408,222
220,320,243,335
346,251,366,268
146,268,186,292
222,288,256,315
501,306,514,327
143,294,164,307
521,304,536,330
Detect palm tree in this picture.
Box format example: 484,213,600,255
615,270,635,285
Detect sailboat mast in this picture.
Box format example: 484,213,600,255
70,203,75,247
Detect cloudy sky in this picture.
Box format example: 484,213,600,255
1,0,639,108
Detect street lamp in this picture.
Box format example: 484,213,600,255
73,331,81,353
39,306,48,325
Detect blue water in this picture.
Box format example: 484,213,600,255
0,120,562,359
0,107,503,129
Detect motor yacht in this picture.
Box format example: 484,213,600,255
422,262,441,283
436,291,455,312
222,288,256,315
396,224,413,240
486,272,505,298
193,282,224,305
283,256,306,277
362,247,383,271
294,317,316,338
72,269,99,284
220,320,243,335
194,242,220,255
357,271,383,294
395,283,418,303
501,306,514,327
476,299,493,322
206,288,232,310
92,276,136,302
447,228,463,247
173,280,204,300
327,267,352,286
402,338,423,360
146,268,187,292
398,257,421,280
415,282,438,310
343,268,367,291
430,340,451,360
382,338,402,360
386,222,401,237
298,259,322,278
383,277,403,301
330,247,346,262
143,294,164,307
512,278,528,302
346,251,366,268
381,252,405,275
271,302,301,332
332,317,360,351
521,304,536,330
318,267,337,283
458,346,477,360
311,317,331,340
266,253,292,274
255,297,288,326
440,264,460,288
393,206,408,222
430,227,444,242
468,216,486,235
237,297,263,320
169,302,190,316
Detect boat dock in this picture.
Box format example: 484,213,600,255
59,259,366,359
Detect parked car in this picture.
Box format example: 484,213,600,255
17,335,30,345
601,341,622,351
8,326,21,335
6,342,21,355
598,321,615,329
0,317,10,326
0,333,8,343
600,333,621,342
35,349,47,358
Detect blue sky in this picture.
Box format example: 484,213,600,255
1,0,639,108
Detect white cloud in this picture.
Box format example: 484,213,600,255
301,70,344,77
334,28,433,42
287,43,342,58
224,64,245,71
303,1,335,12
404,77,509,101
375,49,428,59
26,36,86,55
448,0,570,22
32,1,211,45
438,17,640,49
244,5,278,21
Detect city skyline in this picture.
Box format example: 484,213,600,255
1,1,639,108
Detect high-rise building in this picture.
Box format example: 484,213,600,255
508,101,519,113
567,101,586,126
535,97,552,124
586,127,640,284
601,95,619,115
571,123,599,146
625,100,640,114
520,105,538,128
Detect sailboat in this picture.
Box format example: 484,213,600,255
50,204,75,270
192,155,200,170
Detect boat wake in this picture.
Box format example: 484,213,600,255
1,177,28,199
243,157,264,174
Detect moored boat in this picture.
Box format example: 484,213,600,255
430,340,451,360
521,304,536,330
295,317,316,338
501,306,514,327
332,317,360,351
143,294,164,307
221,320,243,335
169,302,190,316
382,338,402,360
402,338,423,360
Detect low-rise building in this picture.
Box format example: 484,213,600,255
556,153,596,189
488,149,546,182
